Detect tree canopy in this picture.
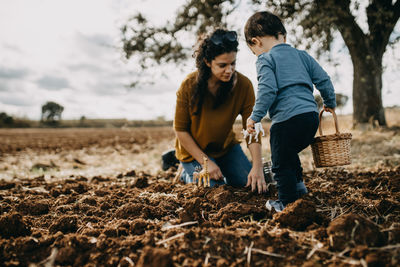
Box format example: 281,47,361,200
41,101,64,124
121,0,237,69
121,0,399,126
0,112,14,127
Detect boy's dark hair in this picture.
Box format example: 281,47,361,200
244,11,287,45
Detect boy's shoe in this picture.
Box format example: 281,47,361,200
265,199,285,212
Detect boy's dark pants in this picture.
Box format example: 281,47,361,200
270,112,319,206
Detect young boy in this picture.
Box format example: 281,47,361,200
244,11,336,212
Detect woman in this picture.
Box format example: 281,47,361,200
173,29,267,193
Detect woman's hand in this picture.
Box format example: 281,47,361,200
246,165,267,194
205,159,224,180
246,117,256,134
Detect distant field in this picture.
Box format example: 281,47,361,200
1,117,173,128
1,108,399,180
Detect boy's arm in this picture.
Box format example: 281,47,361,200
307,54,336,108
250,56,278,122
240,79,261,144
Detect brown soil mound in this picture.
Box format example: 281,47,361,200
214,202,267,225
1,168,399,266
273,199,325,231
327,213,386,250
16,199,50,215
49,215,79,234
0,213,31,238
137,246,173,267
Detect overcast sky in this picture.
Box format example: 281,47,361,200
0,0,399,120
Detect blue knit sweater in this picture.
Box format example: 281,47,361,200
250,43,336,124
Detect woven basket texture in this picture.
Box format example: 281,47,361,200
311,110,352,168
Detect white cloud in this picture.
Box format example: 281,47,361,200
0,0,398,121
0,66,30,80
37,75,70,90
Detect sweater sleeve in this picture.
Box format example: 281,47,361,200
250,55,278,122
173,80,191,132
307,53,337,108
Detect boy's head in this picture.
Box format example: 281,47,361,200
244,11,287,54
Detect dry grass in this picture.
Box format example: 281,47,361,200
0,109,399,181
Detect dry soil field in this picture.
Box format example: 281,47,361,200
0,111,400,266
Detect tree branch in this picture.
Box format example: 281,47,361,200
368,0,400,56
323,0,367,59
121,0,238,70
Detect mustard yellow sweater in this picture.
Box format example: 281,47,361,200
174,71,260,162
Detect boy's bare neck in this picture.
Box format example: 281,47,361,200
264,35,286,53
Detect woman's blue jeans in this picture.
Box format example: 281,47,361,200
180,144,251,187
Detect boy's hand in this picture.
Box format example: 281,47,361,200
323,106,335,113
246,117,256,134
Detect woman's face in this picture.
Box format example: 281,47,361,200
207,52,237,82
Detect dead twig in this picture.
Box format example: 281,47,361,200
173,164,183,184
204,252,210,266
120,256,135,267
302,244,365,266
350,219,360,245
161,221,198,231
77,222,94,234
251,248,285,258
373,181,382,192
244,241,285,265
246,241,254,265
306,242,323,259
32,247,58,267
370,244,400,250
156,232,184,245
201,210,207,221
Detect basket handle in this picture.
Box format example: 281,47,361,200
318,109,340,136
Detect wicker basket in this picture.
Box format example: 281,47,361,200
311,109,352,167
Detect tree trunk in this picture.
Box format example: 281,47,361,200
351,52,387,127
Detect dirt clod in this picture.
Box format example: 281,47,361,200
327,213,386,250
17,199,49,215
0,180,15,190
0,213,31,238
132,177,149,188
136,246,173,267
116,203,144,219
49,215,79,234
365,252,384,267
273,199,323,231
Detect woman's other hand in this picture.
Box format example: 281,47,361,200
246,165,267,194
205,159,224,180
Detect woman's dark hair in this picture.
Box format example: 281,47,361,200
192,29,238,115
244,11,286,45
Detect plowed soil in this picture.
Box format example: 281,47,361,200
0,127,400,266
